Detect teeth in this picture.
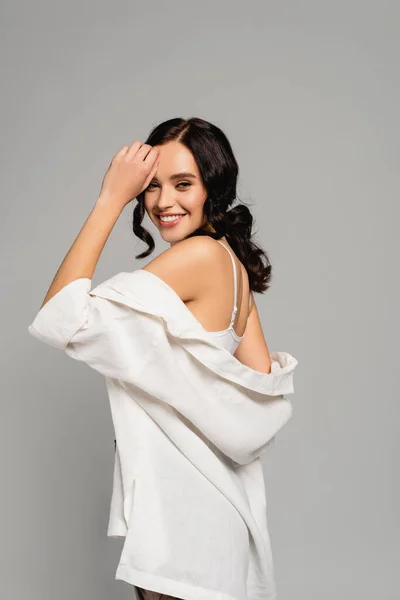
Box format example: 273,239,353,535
159,214,185,222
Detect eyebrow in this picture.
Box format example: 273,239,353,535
152,172,197,182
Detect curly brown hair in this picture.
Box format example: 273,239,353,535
132,117,272,293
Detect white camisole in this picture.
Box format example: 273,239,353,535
203,240,245,354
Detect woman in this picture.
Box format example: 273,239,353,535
38,117,273,371
29,117,297,600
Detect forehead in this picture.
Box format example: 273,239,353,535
154,141,200,178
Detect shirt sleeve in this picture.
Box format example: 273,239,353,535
27,277,151,378
28,278,92,350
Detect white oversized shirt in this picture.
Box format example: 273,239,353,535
28,269,298,600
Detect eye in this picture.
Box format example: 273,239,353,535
146,181,191,190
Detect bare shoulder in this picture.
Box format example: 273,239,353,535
234,294,272,374
141,236,221,302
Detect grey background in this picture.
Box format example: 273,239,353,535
1,1,398,599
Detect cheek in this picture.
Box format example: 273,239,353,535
143,194,153,213
185,191,207,214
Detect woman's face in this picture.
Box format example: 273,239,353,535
143,141,210,245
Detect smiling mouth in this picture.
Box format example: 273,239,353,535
157,214,187,223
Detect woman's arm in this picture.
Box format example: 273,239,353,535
39,141,159,309
234,294,272,374
39,197,122,309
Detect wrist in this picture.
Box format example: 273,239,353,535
95,193,126,216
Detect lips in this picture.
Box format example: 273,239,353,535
156,213,187,228
156,213,186,217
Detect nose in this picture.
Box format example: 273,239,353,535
156,191,176,211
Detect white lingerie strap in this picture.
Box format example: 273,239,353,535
216,240,238,328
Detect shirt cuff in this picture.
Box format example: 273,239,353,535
28,278,92,350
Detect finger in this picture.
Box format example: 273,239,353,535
125,140,143,159
143,146,159,165
115,145,129,158
135,143,155,161
142,157,159,190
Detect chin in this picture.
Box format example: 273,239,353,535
159,228,192,244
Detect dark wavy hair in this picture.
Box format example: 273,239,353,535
133,117,272,293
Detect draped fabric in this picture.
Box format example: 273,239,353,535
28,269,298,600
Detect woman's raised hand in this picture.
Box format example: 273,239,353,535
99,141,160,209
